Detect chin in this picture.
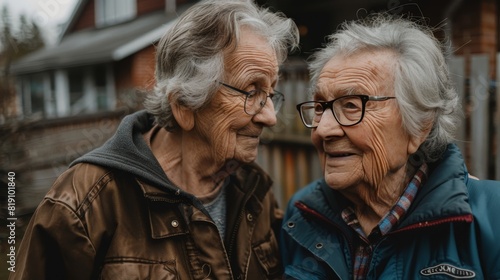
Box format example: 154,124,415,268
236,151,258,164
240,155,257,163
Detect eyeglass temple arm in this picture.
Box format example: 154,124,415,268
218,82,250,96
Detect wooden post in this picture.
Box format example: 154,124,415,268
448,56,466,154
470,54,490,179
496,53,500,180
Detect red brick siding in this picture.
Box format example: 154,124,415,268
137,0,165,16
68,0,192,33
113,45,156,109
113,46,156,92
71,0,96,32
131,45,156,91
452,0,497,78
115,57,134,92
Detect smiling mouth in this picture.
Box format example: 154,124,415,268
239,133,260,138
328,152,355,158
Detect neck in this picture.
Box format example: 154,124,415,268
341,163,414,235
146,127,230,197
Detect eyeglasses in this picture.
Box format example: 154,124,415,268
219,82,284,115
296,95,396,128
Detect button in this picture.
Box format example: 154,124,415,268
171,220,179,228
246,213,253,222
287,222,295,228
315,243,323,249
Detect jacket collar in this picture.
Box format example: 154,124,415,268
398,144,472,228
139,162,272,239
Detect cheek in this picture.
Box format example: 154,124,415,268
311,130,322,151
356,119,409,185
311,130,325,161
196,102,240,143
355,121,393,185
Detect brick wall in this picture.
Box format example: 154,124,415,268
71,0,95,32
452,0,497,78
113,45,155,92
137,0,165,16
131,45,156,91
113,45,156,110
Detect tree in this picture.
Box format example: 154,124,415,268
0,5,46,123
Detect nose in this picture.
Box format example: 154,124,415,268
253,99,277,127
314,109,344,139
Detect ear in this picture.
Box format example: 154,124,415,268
407,123,432,155
170,95,194,131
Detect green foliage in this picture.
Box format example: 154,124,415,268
0,4,45,123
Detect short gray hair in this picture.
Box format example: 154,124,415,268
145,0,299,130
309,14,461,162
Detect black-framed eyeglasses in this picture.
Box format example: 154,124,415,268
296,95,396,128
219,82,284,115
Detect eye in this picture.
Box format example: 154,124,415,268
313,103,324,114
246,89,258,98
338,97,362,111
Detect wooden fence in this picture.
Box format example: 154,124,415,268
0,110,127,217
448,54,500,181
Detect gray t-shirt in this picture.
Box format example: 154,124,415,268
202,184,227,240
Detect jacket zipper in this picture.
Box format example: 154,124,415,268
226,175,260,278
146,192,234,278
295,201,356,259
390,214,474,234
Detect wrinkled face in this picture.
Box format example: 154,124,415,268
194,27,279,164
312,50,419,191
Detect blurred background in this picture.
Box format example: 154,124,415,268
0,0,499,271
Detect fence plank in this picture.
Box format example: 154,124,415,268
496,54,500,180
470,54,490,179
448,56,466,154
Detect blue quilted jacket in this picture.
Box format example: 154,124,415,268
280,144,500,279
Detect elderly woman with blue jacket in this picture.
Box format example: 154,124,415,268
281,14,500,280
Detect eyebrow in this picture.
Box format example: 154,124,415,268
313,86,360,100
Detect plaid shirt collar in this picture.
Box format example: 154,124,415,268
341,163,428,279
342,163,429,238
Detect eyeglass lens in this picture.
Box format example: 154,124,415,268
245,90,283,115
301,96,364,127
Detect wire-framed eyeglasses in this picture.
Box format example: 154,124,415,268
296,95,396,128
219,82,284,115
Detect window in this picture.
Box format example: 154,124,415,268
94,65,108,110
20,74,54,118
29,76,44,116
19,66,116,119
95,0,136,27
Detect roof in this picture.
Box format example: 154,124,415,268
10,8,186,75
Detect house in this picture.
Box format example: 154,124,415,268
10,0,196,119
2,0,499,217
3,0,197,216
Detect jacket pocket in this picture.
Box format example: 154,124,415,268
99,258,178,280
253,232,282,277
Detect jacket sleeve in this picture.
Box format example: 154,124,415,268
9,195,97,279
468,178,500,279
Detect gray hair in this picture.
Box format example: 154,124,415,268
309,14,461,162
145,0,299,130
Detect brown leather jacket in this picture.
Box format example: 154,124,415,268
10,112,283,280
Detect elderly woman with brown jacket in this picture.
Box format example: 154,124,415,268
11,1,299,279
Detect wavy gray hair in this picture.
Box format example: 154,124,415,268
309,14,461,162
145,0,299,130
